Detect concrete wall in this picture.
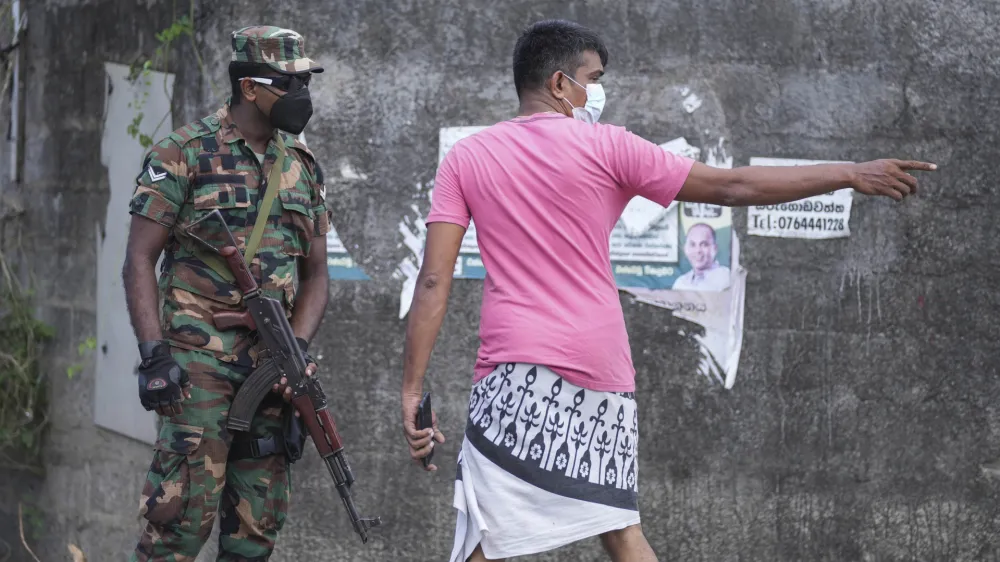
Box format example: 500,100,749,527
3,0,999,560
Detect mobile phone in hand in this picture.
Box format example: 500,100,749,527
415,392,433,467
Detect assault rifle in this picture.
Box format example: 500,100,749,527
184,209,381,544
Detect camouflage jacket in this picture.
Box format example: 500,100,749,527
130,103,330,367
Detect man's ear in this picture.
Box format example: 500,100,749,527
240,78,257,103
549,70,570,101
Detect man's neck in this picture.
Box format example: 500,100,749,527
517,96,567,118
230,102,275,153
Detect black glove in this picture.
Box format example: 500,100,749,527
137,340,190,415
295,337,317,367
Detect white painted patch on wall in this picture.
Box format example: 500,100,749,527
96,62,175,445
747,157,854,239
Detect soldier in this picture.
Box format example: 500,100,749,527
122,26,330,560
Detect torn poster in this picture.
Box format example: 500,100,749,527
747,157,854,239
614,137,733,291
326,225,370,280
439,126,489,278
298,132,370,280
622,233,747,389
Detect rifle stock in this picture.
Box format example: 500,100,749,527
183,210,382,544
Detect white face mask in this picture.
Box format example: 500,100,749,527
562,75,606,124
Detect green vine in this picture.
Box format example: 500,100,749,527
66,337,97,379
126,0,218,149
126,10,194,149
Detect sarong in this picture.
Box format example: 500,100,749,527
450,363,640,561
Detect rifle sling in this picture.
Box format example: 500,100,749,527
190,135,287,284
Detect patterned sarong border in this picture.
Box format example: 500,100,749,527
463,363,639,511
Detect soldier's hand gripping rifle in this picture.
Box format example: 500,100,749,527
184,209,381,544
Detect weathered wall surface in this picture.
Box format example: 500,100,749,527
3,0,999,561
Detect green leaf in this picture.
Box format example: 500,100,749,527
34,323,55,339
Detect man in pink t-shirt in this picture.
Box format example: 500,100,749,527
401,19,935,562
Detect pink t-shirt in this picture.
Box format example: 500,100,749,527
426,113,695,392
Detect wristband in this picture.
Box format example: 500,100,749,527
138,340,169,361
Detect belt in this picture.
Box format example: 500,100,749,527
229,434,286,460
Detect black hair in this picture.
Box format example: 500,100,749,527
512,19,609,100
228,61,272,105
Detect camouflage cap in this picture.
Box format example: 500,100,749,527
231,26,323,75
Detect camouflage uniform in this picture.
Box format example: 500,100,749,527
128,26,328,562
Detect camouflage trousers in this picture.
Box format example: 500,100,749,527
130,348,292,562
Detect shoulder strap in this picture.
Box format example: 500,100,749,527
192,135,287,285
244,135,286,265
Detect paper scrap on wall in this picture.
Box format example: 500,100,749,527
622,233,746,389
301,131,370,281
439,126,489,278
747,157,854,239
326,225,370,280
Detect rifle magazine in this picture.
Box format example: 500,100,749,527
227,360,282,433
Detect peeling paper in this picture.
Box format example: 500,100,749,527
396,258,420,319
326,224,370,280
704,137,733,169
618,196,676,237
615,137,695,238
675,86,702,113
682,93,703,113
624,233,747,389
659,137,701,160
439,127,487,277
298,131,369,280
398,214,425,260
439,127,488,164
396,183,430,318
339,159,368,180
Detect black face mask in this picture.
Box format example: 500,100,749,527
261,86,313,135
